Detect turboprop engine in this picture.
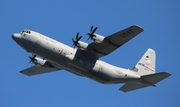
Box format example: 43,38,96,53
28,55,53,68
86,26,105,42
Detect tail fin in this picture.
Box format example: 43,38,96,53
133,48,156,76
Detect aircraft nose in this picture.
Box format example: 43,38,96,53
12,33,21,42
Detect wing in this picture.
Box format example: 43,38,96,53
83,25,144,58
20,61,61,76
20,66,61,76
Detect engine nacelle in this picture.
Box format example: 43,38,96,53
93,33,105,42
33,57,53,68
77,41,88,49
75,34,105,49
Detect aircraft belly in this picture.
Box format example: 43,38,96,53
27,42,114,83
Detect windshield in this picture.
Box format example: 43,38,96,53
21,30,31,34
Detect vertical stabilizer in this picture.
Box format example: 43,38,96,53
133,48,156,76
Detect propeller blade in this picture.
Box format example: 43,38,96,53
92,27,98,34
87,26,98,41
76,32,79,39
72,32,82,48
87,36,90,41
72,38,75,43
72,38,77,48
77,36,82,42
28,55,37,64
28,60,32,64
32,55,36,60
90,26,93,32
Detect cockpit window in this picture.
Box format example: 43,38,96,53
21,30,31,34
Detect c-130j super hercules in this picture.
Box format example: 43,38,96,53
12,25,171,92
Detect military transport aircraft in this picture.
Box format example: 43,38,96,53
12,25,171,92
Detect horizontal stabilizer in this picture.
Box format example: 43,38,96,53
141,72,171,85
119,83,148,92
119,72,171,92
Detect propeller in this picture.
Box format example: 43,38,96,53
72,32,82,48
28,55,37,64
86,26,98,41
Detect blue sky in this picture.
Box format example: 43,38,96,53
1,0,179,107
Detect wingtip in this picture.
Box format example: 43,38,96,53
164,72,172,76
132,25,144,31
